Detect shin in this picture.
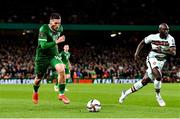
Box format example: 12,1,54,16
152,67,162,94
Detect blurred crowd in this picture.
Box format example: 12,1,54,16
0,31,180,82
1,0,180,83
0,0,180,25
0,37,35,79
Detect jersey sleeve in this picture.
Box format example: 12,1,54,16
38,25,56,49
38,25,47,41
144,35,153,44
169,37,176,47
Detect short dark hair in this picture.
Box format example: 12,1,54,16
159,23,169,29
50,13,61,20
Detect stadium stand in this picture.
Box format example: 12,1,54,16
0,0,180,82
0,0,180,25
0,31,179,82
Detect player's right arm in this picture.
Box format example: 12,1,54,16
39,35,56,49
134,39,146,60
38,26,56,49
55,35,65,44
38,26,65,49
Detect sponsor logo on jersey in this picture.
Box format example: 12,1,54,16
152,41,169,46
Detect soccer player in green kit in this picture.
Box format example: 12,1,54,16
32,13,70,104
54,44,71,92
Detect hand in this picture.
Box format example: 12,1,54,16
163,47,176,56
156,46,162,52
56,35,65,44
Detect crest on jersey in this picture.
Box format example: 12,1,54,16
39,32,45,37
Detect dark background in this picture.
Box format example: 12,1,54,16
0,0,180,25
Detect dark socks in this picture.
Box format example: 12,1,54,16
33,85,40,93
59,84,65,94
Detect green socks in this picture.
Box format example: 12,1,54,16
33,85,40,93
59,84,65,94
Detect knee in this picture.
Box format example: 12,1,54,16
36,73,44,79
56,64,65,73
152,67,161,79
156,77,162,81
141,77,151,86
34,73,43,85
66,74,70,79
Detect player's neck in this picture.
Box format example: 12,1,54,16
159,34,167,39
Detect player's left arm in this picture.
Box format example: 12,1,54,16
38,29,56,49
163,38,176,56
163,46,176,56
134,39,146,60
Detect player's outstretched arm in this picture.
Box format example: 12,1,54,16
39,35,65,49
134,39,145,60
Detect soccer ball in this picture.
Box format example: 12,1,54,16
86,99,101,112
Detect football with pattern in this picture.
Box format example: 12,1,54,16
86,99,101,112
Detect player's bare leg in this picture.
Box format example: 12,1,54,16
119,74,151,103
152,68,166,107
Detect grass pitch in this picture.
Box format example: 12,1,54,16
0,83,180,118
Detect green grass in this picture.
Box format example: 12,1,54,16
0,83,180,118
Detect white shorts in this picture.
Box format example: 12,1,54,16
146,57,166,80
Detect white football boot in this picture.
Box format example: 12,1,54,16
119,90,127,103
65,88,69,92
156,94,166,107
54,85,59,92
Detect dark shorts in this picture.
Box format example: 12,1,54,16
65,68,70,74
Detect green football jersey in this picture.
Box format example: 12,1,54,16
35,24,63,59
59,51,70,65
